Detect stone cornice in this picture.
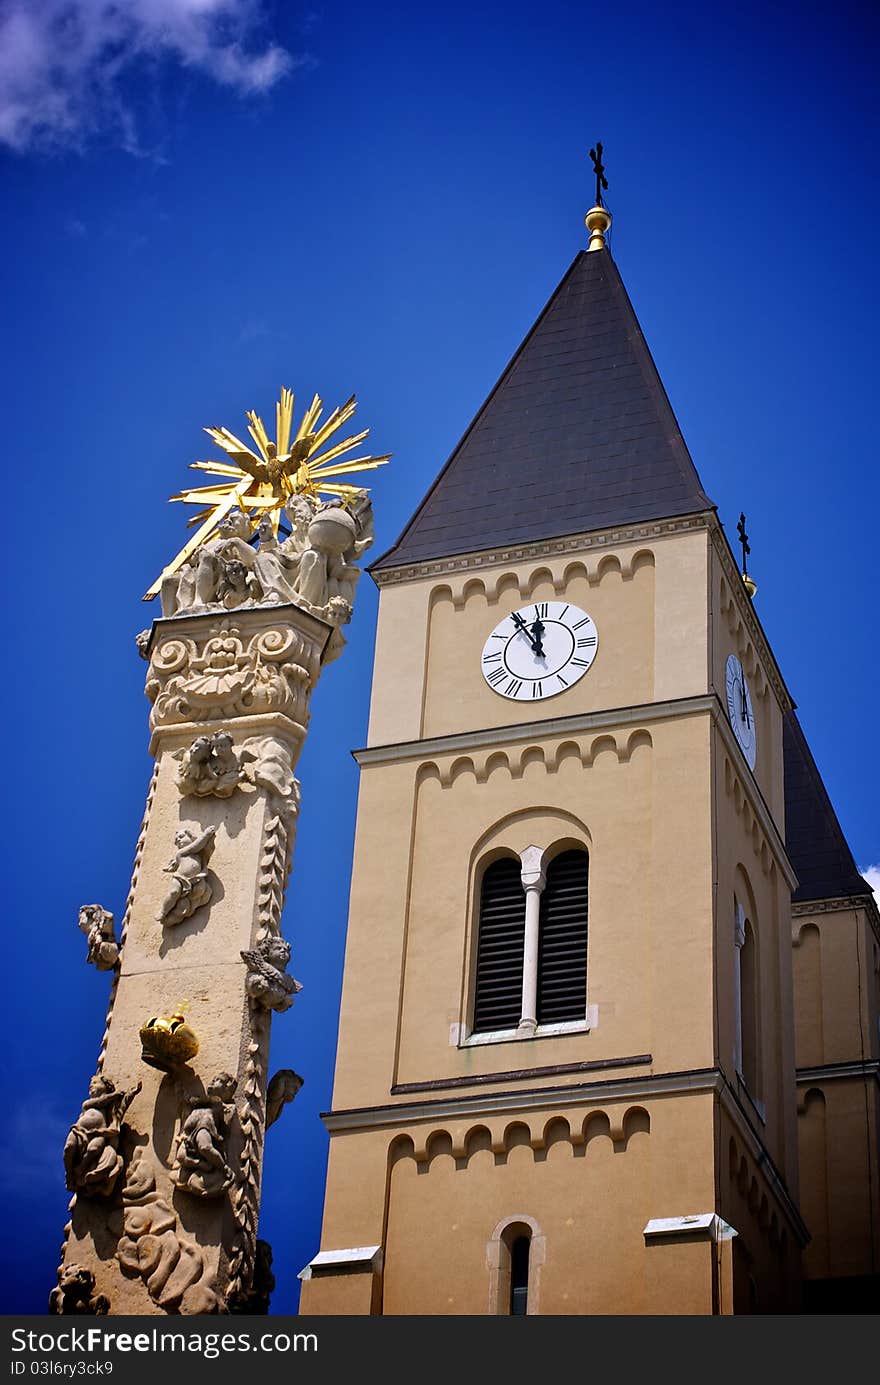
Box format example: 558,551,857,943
792,893,880,938
796,1060,880,1085
322,1065,808,1245
371,512,713,588
354,692,798,890
707,515,793,713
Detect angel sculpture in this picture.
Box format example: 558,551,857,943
173,731,249,799
156,825,216,927
240,935,302,1013
78,904,119,971
172,1073,237,1199
63,1074,142,1197
266,1069,304,1128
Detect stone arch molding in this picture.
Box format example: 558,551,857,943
486,1214,547,1316
427,547,656,611
415,728,653,790
387,1107,651,1173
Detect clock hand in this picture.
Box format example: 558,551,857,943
741,685,751,730
530,618,546,658
511,611,540,653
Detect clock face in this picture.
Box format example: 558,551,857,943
725,654,756,769
481,602,599,701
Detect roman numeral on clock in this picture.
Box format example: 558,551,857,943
577,637,597,647
572,616,591,630
482,652,502,663
534,603,548,618
487,668,505,686
505,678,523,697
531,681,543,698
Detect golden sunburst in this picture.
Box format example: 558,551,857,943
143,388,390,601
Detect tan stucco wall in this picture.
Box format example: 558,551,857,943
793,901,880,1284
309,520,807,1314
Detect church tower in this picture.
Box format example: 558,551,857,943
298,191,874,1314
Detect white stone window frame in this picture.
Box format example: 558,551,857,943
457,843,597,1049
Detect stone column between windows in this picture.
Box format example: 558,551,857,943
733,898,746,1074
518,845,547,1035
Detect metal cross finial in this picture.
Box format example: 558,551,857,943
737,512,751,577
589,142,608,208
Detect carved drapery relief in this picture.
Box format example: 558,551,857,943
156,826,216,927
78,905,119,971
159,493,374,630
146,622,320,733
241,936,301,1013
172,1074,237,1199
117,1151,224,1313
63,1076,141,1198
49,1265,110,1316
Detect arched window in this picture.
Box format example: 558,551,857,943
473,845,589,1035
537,849,589,1024
509,1235,530,1315
734,895,761,1100
473,857,526,1033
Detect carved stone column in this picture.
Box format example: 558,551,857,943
56,602,331,1314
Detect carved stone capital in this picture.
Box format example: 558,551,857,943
145,611,330,736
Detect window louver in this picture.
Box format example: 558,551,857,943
473,857,526,1033
536,849,588,1024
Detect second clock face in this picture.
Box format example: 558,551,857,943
481,602,599,701
725,653,757,769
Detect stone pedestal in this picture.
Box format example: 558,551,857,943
57,602,333,1315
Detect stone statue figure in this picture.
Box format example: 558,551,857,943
78,904,119,971
63,1074,142,1197
160,511,262,617
266,1069,304,1128
156,824,216,926
240,935,302,1013
172,1073,237,1199
173,731,248,798
49,1265,110,1316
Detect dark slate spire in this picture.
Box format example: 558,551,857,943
372,248,714,571
783,711,872,904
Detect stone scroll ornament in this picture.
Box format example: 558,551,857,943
172,1073,237,1199
156,824,216,927
78,904,119,971
63,1075,142,1198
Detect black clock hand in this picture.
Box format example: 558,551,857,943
511,611,540,653
530,618,546,658
741,685,750,729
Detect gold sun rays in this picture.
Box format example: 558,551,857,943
143,388,390,602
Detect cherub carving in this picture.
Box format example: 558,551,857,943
240,935,301,1013
49,1265,110,1316
160,510,261,616
78,904,119,971
173,731,249,798
266,1069,304,1128
172,1073,237,1198
156,825,216,927
63,1074,141,1197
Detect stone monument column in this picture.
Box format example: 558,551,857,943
52,389,387,1316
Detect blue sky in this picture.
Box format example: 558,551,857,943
1,0,877,1314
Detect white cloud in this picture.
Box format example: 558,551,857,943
861,864,880,910
0,0,299,155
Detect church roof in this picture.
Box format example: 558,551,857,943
783,710,872,904
372,247,714,570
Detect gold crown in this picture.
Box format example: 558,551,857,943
139,1010,199,1071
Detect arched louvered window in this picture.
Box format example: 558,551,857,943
473,857,526,1033
536,849,589,1025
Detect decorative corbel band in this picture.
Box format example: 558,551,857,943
371,513,713,588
